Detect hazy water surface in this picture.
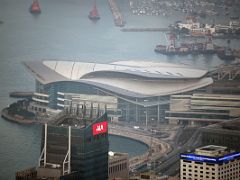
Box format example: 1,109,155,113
0,0,239,179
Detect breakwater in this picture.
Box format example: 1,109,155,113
121,27,170,32
108,0,125,27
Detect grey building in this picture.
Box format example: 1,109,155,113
201,119,240,151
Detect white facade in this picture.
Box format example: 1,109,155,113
180,145,240,180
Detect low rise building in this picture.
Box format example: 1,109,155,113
130,171,167,180
180,145,240,180
166,93,240,125
108,151,129,180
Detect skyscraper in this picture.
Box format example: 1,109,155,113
37,112,109,180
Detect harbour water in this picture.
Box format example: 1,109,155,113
0,0,239,179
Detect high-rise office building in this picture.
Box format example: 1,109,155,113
180,145,240,180
16,111,109,180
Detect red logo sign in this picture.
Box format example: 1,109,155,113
92,121,108,135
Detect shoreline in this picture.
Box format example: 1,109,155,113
109,124,171,170
1,108,51,125
1,108,36,125
1,107,171,170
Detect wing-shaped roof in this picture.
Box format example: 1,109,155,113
24,60,213,98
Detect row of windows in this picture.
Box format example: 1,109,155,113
182,164,216,170
182,176,215,180
182,160,240,168
182,174,240,179
219,163,240,169
182,172,215,176
183,177,240,180
219,175,240,180
219,168,240,173
182,172,240,179
219,172,240,176
31,106,46,112
182,169,216,174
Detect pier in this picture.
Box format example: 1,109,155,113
108,0,125,27
121,27,171,32
9,91,33,98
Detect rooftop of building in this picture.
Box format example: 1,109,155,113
49,110,107,130
181,145,240,163
195,145,229,157
58,116,94,128
108,151,128,161
197,145,227,152
24,60,213,98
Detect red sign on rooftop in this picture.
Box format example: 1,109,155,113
92,121,108,136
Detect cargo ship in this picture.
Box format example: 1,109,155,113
29,0,41,14
155,33,217,55
88,2,100,20
155,43,217,55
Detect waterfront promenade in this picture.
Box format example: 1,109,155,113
109,124,172,170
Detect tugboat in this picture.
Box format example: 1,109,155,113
217,40,235,61
29,0,41,14
88,1,100,21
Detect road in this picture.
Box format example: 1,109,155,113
133,127,202,176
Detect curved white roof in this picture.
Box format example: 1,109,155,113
24,60,213,98
42,60,207,80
